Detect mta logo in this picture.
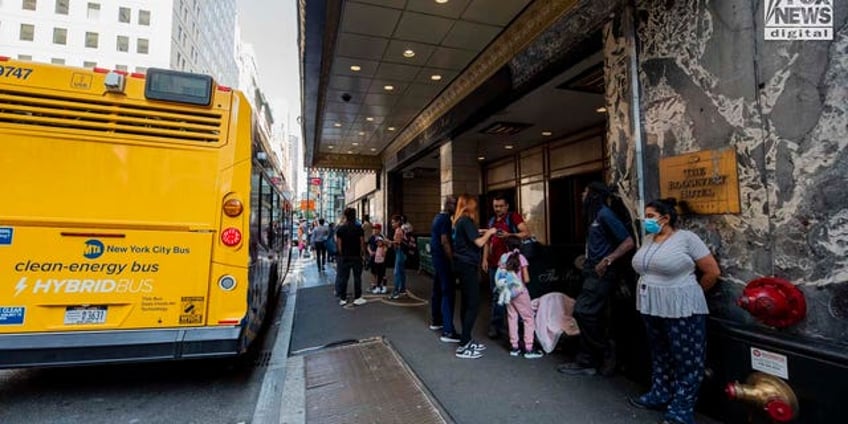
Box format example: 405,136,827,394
84,239,104,259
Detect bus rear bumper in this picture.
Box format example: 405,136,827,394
0,327,242,369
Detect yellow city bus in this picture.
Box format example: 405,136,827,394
0,57,292,367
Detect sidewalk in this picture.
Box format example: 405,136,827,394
283,255,720,424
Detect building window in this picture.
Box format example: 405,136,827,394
116,35,128,52
136,38,148,54
22,0,36,11
83,60,96,67
53,27,67,44
86,2,99,19
18,54,32,60
85,31,98,48
118,6,130,23
138,9,150,25
19,23,34,41
115,64,127,71
54,0,68,14
51,57,65,64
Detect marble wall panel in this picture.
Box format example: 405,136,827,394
606,0,848,341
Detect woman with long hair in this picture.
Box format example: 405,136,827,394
452,194,498,359
389,214,408,299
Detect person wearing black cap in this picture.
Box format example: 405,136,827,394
558,181,634,376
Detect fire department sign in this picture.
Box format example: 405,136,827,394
659,148,741,215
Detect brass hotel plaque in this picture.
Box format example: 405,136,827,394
659,149,741,215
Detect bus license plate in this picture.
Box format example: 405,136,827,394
64,306,107,325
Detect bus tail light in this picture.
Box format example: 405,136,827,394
222,199,243,217
221,228,242,246
93,67,110,73
130,72,146,79
218,275,237,291
217,85,232,92
218,319,241,325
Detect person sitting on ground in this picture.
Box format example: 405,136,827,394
496,236,543,359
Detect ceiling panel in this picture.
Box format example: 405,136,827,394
425,46,476,70
341,2,402,37
405,0,470,19
462,0,531,26
329,75,373,93
382,40,436,66
404,83,441,98
366,79,409,94
362,92,400,107
441,20,500,51
414,67,457,84
324,101,362,114
393,12,454,45
352,0,407,8
332,56,380,78
336,33,389,60
373,62,421,81
317,0,530,156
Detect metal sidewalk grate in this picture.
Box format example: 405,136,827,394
303,338,448,424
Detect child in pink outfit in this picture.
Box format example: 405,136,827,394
370,237,388,293
497,237,543,359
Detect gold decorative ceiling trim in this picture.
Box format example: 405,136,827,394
313,153,383,171
383,0,579,167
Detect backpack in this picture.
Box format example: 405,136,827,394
488,212,541,259
402,229,417,257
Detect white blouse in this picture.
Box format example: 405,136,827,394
631,230,711,318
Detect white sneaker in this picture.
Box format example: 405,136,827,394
380,286,387,294
338,299,347,306
428,324,443,331
353,297,367,306
455,347,483,359
370,287,380,294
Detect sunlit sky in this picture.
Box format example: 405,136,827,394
237,0,301,133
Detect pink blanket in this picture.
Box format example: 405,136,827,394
531,292,580,353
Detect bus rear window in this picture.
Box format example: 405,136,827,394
144,68,213,106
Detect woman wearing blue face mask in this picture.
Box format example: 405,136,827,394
627,198,721,424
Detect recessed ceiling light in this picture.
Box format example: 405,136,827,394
430,74,442,81
435,0,449,4
387,126,396,131
365,116,374,121
334,122,342,127
541,131,552,136
358,131,365,136
352,142,359,146
384,84,394,91
402,49,415,58
505,144,514,150
350,65,361,72
596,107,607,113
477,155,486,161
370,148,377,151
328,145,334,149
347,150,353,154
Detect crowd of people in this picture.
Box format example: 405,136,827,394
300,182,720,424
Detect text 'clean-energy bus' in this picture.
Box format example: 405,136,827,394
0,57,292,367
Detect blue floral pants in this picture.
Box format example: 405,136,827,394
637,314,707,424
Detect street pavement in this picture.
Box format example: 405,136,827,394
283,254,722,424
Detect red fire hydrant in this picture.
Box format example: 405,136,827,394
737,277,806,328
